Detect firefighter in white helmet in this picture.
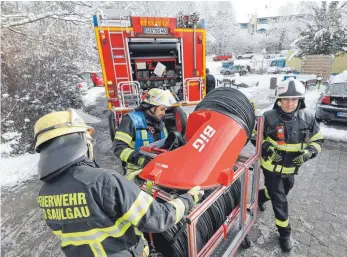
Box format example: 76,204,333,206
112,88,176,183
34,108,203,257
253,78,324,252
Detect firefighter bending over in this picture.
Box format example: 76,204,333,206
113,88,175,182
34,109,203,257
254,78,324,252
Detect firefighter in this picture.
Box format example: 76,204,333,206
113,88,175,183
206,68,216,94
256,78,324,252
34,109,203,257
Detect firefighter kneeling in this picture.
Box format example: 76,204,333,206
256,78,324,252
113,88,176,183
34,109,203,257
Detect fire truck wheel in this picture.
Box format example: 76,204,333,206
108,111,117,142
241,235,251,249
174,107,187,136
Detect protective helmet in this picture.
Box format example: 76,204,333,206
34,108,94,152
274,78,306,109
275,78,305,99
142,88,177,108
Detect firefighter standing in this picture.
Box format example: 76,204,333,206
206,68,216,94
34,109,203,257
257,78,324,252
113,88,175,183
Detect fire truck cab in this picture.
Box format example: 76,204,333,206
93,9,206,140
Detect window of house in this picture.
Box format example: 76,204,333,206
258,19,267,24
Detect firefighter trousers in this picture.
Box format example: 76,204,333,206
258,168,295,238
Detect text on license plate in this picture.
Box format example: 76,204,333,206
143,27,168,35
337,112,347,117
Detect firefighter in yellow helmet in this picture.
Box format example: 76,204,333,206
112,88,176,183
34,108,203,257
253,78,324,252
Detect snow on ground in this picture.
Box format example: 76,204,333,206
1,88,105,189
1,153,40,189
82,86,105,106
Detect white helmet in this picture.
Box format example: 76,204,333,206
143,88,177,107
276,78,305,99
274,78,306,109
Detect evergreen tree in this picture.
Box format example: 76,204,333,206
294,1,347,57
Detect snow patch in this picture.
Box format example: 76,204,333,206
82,87,105,106
1,153,40,188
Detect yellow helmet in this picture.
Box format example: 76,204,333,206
143,88,177,107
34,109,94,151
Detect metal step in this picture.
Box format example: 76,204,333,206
114,63,127,65
114,55,125,59
117,77,129,79
112,47,125,50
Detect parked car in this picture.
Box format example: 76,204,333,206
213,55,233,61
315,71,347,123
265,53,284,59
76,76,90,94
220,65,249,76
78,71,104,87
236,52,254,59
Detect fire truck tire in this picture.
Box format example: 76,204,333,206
241,235,252,249
108,111,117,142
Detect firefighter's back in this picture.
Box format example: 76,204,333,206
38,164,145,257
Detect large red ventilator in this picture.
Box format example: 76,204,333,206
138,87,263,257
139,87,255,189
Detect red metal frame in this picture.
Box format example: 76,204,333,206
140,116,264,257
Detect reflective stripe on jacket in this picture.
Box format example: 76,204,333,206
38,162,194,257
112,111,168,175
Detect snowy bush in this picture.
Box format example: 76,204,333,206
1,51,84,155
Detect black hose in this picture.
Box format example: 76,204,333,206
147,179,241,257
194,87,255,143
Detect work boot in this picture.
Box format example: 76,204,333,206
279,237,292,252
258,200,266,212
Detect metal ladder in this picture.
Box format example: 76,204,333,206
103,13,131,89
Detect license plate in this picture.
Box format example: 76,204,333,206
143,27,168,35
337,112,347,117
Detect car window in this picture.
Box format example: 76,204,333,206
327,83,347,95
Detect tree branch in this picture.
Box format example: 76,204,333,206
2,11,70,28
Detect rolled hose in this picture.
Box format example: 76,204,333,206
195,87,255,143
147,180,241,257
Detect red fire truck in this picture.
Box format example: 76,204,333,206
93,9,206,140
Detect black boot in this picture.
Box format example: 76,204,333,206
258,200,266,211
279,237,292,252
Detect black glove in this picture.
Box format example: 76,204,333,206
292,149,313,165
137,155,153,168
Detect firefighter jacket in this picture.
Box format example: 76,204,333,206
112,109,168,174
259,108,324,174
206,74,216,94
37,157,194,257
